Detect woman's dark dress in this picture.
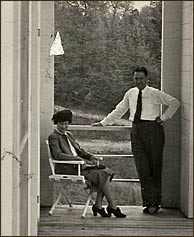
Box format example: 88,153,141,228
48,129,114,190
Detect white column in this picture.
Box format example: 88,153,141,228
28,1,41,235
161,1,182,207
180,1,193,218
1,1,14,235
40,1,54,206
12,1,21,235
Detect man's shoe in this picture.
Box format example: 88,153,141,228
143,207,150,214
153,206,160,214
143,206,160,215
148,207,158,214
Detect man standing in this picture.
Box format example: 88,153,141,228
92,66,180,214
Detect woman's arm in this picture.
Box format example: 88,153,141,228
67,131,97,162
48,134,83,161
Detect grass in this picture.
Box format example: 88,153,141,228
77,139,138,179
55,105,131,126
53,181,142,206
77,139,131,155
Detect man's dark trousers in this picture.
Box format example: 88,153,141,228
131,121,165,207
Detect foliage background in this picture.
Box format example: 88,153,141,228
54,1,162,114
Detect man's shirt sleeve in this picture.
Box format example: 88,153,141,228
155,90,181,121
101,92,130,126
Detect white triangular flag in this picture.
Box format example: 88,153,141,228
49,31,64,56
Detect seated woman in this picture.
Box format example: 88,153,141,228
48,109,126,218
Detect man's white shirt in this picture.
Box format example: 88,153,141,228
101,86,180,126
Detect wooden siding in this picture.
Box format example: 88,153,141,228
38,206,193,236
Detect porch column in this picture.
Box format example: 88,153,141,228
180,1,193,218
1,2,15,235
40,1,54,206
161,1,182,207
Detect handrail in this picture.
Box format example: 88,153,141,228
68,125,133,158
66,124,139,183
95,154,133,158
68,125,131,131
113,178,139,182
52,160,85,165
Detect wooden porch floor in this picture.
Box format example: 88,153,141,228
38,206,193,236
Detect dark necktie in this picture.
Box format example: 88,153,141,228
134,90,142,123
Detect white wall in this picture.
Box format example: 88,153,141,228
180,1,193,218
162,1,193,218
161,1,182,208
40,1,54,206
28,1,41,234
1,2,15,235
1,1,43,235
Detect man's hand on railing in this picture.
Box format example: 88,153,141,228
91,122,103,126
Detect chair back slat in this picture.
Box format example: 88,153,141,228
45,139,86,183
46,140,55,175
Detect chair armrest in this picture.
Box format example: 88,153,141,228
52,160,85,165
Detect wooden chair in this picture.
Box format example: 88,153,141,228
46,140,101,218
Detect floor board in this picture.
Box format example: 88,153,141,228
38,206,193,236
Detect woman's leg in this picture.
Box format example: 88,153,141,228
92,191,110,217
95,191,104,209
102,177,117,209
102,177,126,217
93,176,126,217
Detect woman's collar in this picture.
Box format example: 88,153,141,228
55,128,67,135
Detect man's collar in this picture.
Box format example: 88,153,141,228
142,85,148,93
135,85,148,93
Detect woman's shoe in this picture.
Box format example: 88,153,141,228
106,205,126,218
92,205,110,217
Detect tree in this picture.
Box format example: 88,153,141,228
54,1,162,113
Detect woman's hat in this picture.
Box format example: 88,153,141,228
52,109,72,124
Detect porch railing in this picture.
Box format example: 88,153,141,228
68,125,139,183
